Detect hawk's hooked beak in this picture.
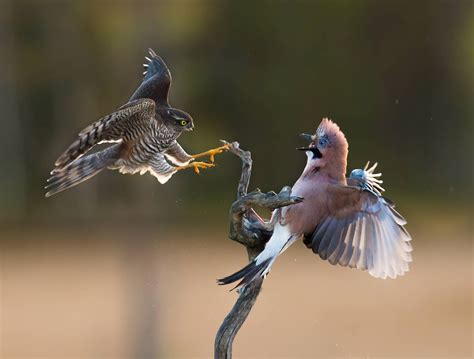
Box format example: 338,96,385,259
300,133,314,141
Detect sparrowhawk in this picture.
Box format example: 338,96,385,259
46,49,228,197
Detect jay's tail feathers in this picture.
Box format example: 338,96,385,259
217,257,273,290
45,145,120,197
217,223,295,290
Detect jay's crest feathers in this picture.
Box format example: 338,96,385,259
316,118,348,151
300,118,348,182
316,118,348,176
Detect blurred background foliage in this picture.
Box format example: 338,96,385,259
0,1,473,358
0,0,472,225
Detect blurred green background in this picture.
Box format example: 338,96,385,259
1,1,472,358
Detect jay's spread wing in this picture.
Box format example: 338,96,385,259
53,98,155,170
129,48,172,105
304,164,412,279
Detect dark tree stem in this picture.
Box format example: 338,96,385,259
214,141,302,359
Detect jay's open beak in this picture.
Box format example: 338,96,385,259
297,146,322,158
300,133,313,141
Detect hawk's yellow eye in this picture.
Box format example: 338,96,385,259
180,120,187,126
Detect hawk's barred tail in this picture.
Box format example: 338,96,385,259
45,146,120,197
53,115,112,169
46,154,106,197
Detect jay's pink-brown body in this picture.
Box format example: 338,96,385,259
218,119,412,288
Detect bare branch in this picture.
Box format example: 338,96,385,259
221,140,252,199
214,278,263,359
214,141,302,359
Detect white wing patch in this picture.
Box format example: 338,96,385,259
98,139,123,145
164,153,191,166
118,165,176,184
149,167,176,184
118,165,144,176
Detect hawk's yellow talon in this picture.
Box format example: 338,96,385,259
192,143,231,163
176,161,215,174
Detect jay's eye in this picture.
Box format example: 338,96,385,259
180,120,188,126
318,137,329,148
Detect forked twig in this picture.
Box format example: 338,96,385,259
214,141,302,359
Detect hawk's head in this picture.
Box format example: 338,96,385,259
160,108,194,133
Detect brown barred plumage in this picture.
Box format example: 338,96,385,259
45,49,197,197
53,99,155,170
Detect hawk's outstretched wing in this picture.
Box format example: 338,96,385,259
53,98,155,169
304,163,412,279
129,48,172,105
